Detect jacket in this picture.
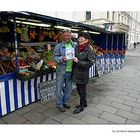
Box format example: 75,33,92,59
53,41,77,74
72,44,95,84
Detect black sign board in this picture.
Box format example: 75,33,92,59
38,79,56,103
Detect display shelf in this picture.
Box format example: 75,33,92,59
16,67,55,81
20,41,57,47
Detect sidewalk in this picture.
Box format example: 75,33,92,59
1,48,140,124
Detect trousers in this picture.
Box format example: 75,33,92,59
55,72,72,107
76,83,87,107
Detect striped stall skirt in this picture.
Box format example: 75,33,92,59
0,73,56,117
0,64,96,117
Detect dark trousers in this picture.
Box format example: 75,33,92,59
76,83,87,107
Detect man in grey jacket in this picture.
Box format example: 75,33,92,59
53,29,77,112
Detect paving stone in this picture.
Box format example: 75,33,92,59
83,106,98,113
116,110,140,123
118,91,129,96
124,100,140,109
32,103,51,113
131,107,140,115
86,108,104,117
124,89,139,94
130,88,140,93
2,112,26,124
63,108,75,115
64,108,87,120
61,116,86,124
49,112,68,122
104,92,119,97
29,101,55,111
94,103,118,114
105,96,124,104
126,119,139,124
100,112,126,124
70,101,79,107
128,93,140,99
15,105,32,115
118,95,136,102
136,99,140,103
81,114,109,124
24,121,32,124
108,121,116,124
40,118,60,124
32,101,54,112
41,100,56,108
27,102,41,109
88,102,98,108
23,110,46,124
110,102,132,112
42,108,58,117
0,119,6,124
99,98,112,105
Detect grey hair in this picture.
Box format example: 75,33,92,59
62,29,72,34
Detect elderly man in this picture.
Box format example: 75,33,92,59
53,29,77,112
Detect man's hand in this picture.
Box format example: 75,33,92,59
62,56,68,62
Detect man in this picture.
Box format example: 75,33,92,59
53,29,77,112
134,42,136,49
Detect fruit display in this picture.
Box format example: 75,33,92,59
12,58,29,69
0,60,16,75
0,21,58,78
0,25,10,33
15,24,60,43
17,70,36,81
17,43,56,79
118,50,126,55
0,41,57,77
92,44,103,56
21,27,30,42
0,44,16,75
29,29,37,41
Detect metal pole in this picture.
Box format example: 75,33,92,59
13,15,19,71
106,34,108,51
111,34,113,51
117,34,119,50
122,33,125,50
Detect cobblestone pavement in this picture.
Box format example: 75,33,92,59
0,47,140,124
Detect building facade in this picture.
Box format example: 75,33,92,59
37,11,140,49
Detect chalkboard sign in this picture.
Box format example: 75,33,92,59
38,79,56,103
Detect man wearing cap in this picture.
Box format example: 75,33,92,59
53,30,77,112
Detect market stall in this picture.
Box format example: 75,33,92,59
0,12,71,117
90,31,126,75
0,11,126,117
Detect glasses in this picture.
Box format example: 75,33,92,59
78,36,87,41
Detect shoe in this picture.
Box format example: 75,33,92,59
73,107,84,114
63,104,71,109
75,104,87,108
57,107,66,112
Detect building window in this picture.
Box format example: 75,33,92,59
122,16,124,23
112,11,115,22
86,11,91,20
107,11,109,19
118,14,120,23
125,17,127,25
